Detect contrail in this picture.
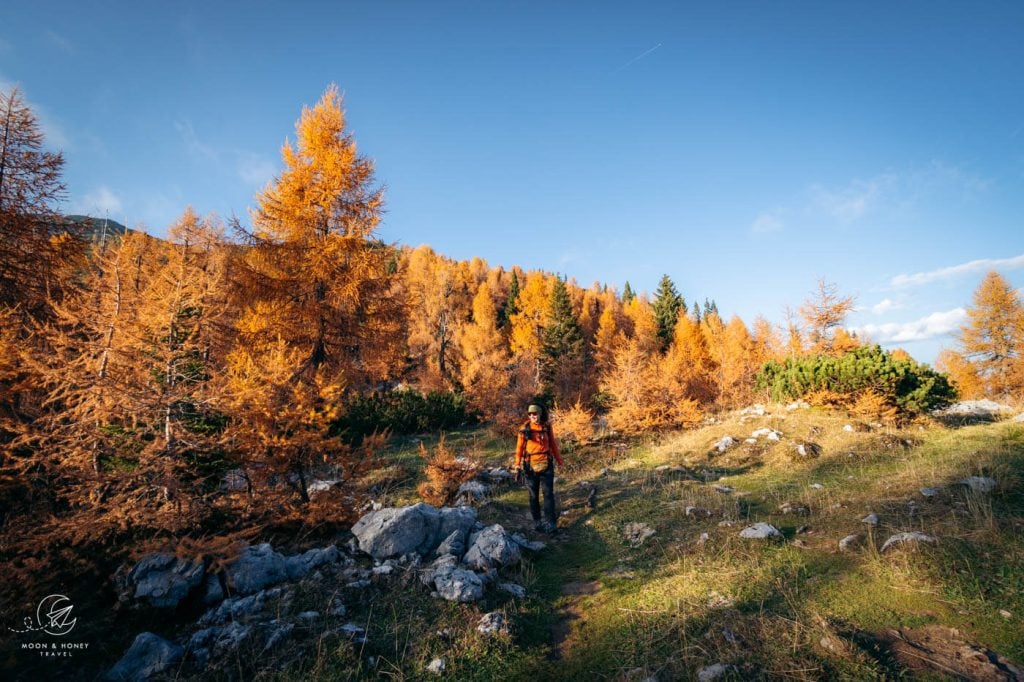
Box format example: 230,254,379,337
611,43,662,74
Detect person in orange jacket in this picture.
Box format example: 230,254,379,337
513,402,563,533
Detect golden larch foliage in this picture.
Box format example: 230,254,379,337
799,279,856,355
459,281,510,420
417,435,480,506
509,271,552,359
935,350,983,400
958,271,1024,398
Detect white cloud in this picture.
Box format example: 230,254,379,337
237,153,275,187
175,119,218,162
811,177,884,222
77,186,123,215
851,307,966,344
45,30,74,53
870,298,901,315
809,161,989,225
890,253,1024,288
751,212,783,233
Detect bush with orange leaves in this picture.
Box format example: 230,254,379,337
416,435,480,506
850,389,901,424
553,400,596,446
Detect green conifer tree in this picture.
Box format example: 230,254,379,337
622,281,635,303
501,271,520,328
540,277,586,404
652,274,683,352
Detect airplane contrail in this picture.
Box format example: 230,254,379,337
611,43,662,74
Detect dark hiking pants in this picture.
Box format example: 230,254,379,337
525,466,556,525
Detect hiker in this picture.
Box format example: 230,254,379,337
513,402,563,534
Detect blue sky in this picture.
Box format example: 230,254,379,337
3,1,1023,364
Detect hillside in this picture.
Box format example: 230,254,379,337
23,404,1020,681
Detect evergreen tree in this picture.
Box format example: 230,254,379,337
501,271,520,328
540,277,586,404
652,274,683,352
622,281,635,303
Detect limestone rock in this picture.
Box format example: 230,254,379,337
477,611,508,636
435,568,485,602
226,544,289,596
739,522,782,540
624,522,656,547
499,582,526,598
351,503,442,560
105,632,183,681
117,553,205,609
712,436,736,453
284,545,347,580
960,476,996,493
697,663,733,681
463,524,521,570
881,531,937,553
839,534,862,551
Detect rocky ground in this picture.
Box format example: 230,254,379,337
6,401,1024,680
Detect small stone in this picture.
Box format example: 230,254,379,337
744,438,758,444
960,476,997,493
920,486,942,497
697,663,733,681
718,520,736,527
999,609,1012,619
297,610,320,621
697,532,710,546
880,531,937,553
739,522,782,539
809,483,824,490
843,424,854,432
861,513,879,525
713,436,736,453
686,506,711,518
713,485,734,494
477,611,507,636
624,522,656,547
339,623,366,639
839,534,862,551
498,582,526,599
427,658,446,674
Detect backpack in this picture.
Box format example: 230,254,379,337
521,421,553,472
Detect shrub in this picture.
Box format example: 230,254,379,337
416,435,480,506
553,400,596,446
755,345,956,416
333,389,474,444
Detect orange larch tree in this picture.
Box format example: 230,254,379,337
226,85,399,507
799,279,856,355
459,281,510,420
958,270,1024,398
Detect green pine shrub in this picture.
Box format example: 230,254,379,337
333,389,475,444
755,345,956,416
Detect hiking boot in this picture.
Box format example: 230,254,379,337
541,522,558,535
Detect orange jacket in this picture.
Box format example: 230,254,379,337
514,421,563,468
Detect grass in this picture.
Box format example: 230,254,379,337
44,405,1018,681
